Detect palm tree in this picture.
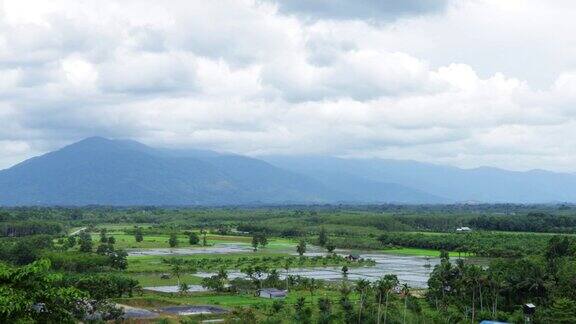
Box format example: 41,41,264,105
297,240,306,256
401,283,410,324
355,279,370,323
200,228,208,246
375,274,399,324
464,265,484,323
488,270,505,317
179,282,189,295
283,259,292,290
306,278,320,302
341,265,349,278
169,258,185,288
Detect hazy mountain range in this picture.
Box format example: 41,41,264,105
0,137,575,206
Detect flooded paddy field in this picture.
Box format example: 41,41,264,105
128,242,483,288
192,253,444,288
144,284,209,293
127,243,254,256
117,304,160,319
158,305,228,316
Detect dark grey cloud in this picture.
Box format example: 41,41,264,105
269,0,448,21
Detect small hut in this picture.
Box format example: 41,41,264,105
346,253,360,261
259,288,287,299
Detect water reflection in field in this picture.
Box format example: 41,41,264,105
193,254,442,288
127,243,253,256
129,244,461,287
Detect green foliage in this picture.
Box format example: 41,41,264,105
3,205,576,323
294,296,312,324
378,231,550,257
0,221,63,237
317,297,332,324
297,240,306,256
0,259,86,323
99,228,107,243
78,231,92,253
251,232,268,251
65,273,141,299
318,227,328,247
65,235,76,249
168,232,178,247
201,268,228,292
539,298,576,324
43,251,119,272
189,231,200,245
325,242,336,253
108,249,128,270
425,236,576,323
134,226,144,242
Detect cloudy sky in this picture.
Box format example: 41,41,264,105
1,0,576,171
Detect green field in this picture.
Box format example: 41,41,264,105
117,288,360,308
89,231,297,250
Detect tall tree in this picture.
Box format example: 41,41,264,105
318,297,332,324
401,283,410,324
341,265,349,278
326,242,336,254
258,233,268,248
375,274,399,324
189,232,200,245
283,259,292,290
251,235,259,252
297,240,307,256
542,298,576,324
79,231,93,253
200,228,208,246
134,227,143,243
318,227,328,247
168,233,178,248
356,279,371,323
99,228,107,243
167,258,184,287
294,296,311,324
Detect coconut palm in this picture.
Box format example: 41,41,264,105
374,274,399,324
355,279,370,323
283,259,292,290
401,283,410,324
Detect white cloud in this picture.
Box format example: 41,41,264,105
1,0,576,172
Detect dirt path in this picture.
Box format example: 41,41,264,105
69,227,86,236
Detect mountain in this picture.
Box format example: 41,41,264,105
0,137,336,205
2,137,576,206
262,156,576,203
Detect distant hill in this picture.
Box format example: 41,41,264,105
2,137,575,206
262,156,576,203
0,137,335,205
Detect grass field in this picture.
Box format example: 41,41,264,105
90,231,297,250
117,288,360,308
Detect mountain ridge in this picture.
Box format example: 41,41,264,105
1,137,576,205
